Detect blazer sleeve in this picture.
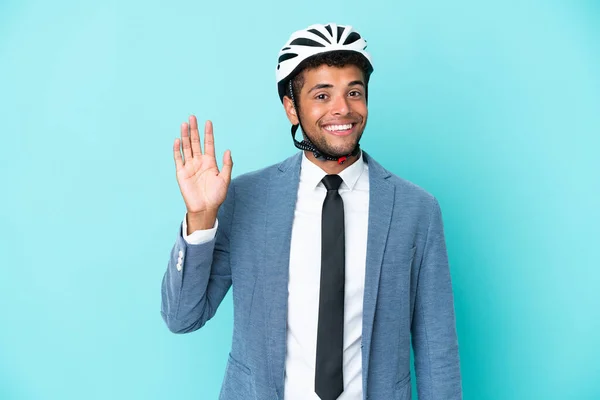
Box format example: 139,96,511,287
411,197,463,399
160,181,236,334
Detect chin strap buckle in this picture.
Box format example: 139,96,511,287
337,156,347,165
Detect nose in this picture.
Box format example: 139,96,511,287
330,93,350,116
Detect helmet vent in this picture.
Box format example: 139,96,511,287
278,53,299,64
336,26,345,42
344,32,361,45
307,28,331,44
289,38,325,47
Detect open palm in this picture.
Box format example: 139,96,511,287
173,115,233,215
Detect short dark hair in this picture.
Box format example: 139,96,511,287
286,50,371,109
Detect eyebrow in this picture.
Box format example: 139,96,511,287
348,80,365,88
307,80,365,94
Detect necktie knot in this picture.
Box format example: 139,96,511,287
322,174,343,191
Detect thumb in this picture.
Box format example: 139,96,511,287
220,150,233,184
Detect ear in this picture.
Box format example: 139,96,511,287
283,95,299,125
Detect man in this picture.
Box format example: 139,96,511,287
161,23,462,400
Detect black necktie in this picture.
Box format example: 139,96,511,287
315,174,345,400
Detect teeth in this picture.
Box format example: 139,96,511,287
324,124,353,132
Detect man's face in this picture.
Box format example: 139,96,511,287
285,64,368,157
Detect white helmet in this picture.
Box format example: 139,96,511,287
276,23,374,102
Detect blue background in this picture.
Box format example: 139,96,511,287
1,0,599,399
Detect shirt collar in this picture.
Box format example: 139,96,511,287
299,150,366,191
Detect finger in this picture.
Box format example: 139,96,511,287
189,115,202,156
220,149,233,185
173,138,183,170
204,120,215,158
180,122,193,163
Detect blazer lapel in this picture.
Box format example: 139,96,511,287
360,151,394,395
262,152,302,398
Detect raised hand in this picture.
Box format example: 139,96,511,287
173,115,233,230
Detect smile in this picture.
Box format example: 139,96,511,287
321,123,356,136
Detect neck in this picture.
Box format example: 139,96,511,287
304,150,360,175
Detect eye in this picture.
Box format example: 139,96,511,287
349,90,362,97
315,93,328,100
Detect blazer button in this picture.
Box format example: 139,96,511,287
176,263,182,272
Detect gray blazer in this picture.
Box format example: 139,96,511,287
161,151,462,400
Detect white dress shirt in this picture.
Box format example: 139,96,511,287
182,151,370,400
